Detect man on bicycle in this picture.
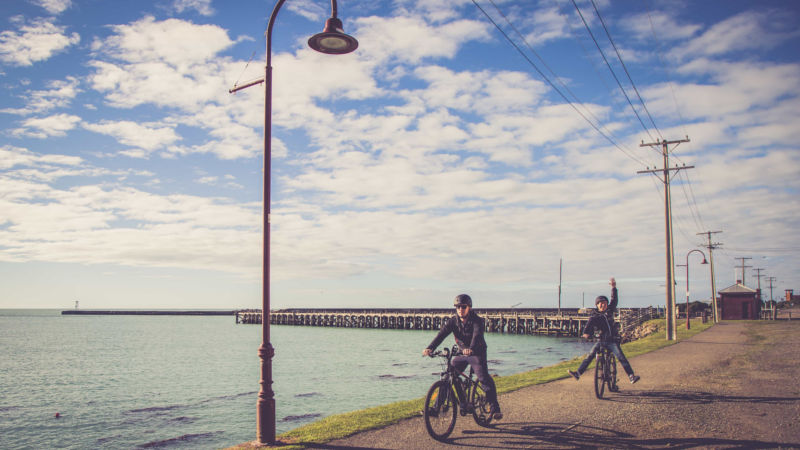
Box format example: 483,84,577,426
568,277,640,384
422,294,502,420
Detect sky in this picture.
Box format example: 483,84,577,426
1,0,798,310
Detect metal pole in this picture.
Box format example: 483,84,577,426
684,249,707,331
685,257,690,330
708,241,719,323
257,0,287,444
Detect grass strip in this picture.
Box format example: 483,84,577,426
230,318,714,449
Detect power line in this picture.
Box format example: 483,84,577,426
469,0,644,164
645,0,690,139
570,0,657,142
483,0,648,166
589,0,662,139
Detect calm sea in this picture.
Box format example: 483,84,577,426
0,309,593,449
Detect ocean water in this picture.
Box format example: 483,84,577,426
0,309,593,449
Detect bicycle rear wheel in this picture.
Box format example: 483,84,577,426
608,354,619,392
594,354,606,399
470,381,493,427
424,380,457,440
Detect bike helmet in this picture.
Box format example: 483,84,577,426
454,294,472,307
595,295,609,306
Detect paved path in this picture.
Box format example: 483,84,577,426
323,319,800,449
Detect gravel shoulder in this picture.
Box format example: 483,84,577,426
322,316,800,449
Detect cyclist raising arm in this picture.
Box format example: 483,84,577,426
422,294,502,420
568,278,640,384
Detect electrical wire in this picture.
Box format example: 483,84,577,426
470,0,646,165
570,0,657,142
590,0,662,140
645,0,690,139
484,0,649,166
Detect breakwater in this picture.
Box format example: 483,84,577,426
61,310,235,316
235,307,661,339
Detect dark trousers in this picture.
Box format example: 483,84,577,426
451,354,498,406
577,341,634,376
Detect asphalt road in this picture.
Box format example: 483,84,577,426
322,317,800,449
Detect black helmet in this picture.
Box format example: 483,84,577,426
595,295,609,306
454,294,472,307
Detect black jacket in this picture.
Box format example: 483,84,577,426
426,311,488,360
582,287,620,341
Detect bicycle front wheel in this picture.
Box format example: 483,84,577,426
424,380,457,441
608,354,619,392
470,381,493,427
594,354,606,399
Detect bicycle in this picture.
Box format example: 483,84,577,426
423,345,493,441
594,340,619,399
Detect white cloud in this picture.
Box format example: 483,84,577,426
172,0,214,17
0,145,82,170
674,10,797,59
286,0,327,22
88,16,235,109
0,148,261,274
525,4,573,45
83,120,180,153
0,17,80,66
0,76,80,115
30,0,72,15
644,60,800,125
354,15,490,65
623,10,701,42
10,113,81,138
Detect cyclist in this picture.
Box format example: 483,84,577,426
568,277,640,384
422,294,502,420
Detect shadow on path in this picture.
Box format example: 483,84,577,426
308,419,795,449
601,390,800,406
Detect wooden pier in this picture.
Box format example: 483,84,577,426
235,307,661,338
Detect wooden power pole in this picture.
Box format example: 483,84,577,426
698,231,722,323
638,137,692,341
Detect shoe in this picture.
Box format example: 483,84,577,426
490,404,503,421
629,374,640,384
568,370,580,380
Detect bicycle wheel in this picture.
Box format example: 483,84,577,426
608,354,619,392
424,380,457,441
470,381,493,427
594,353,606,399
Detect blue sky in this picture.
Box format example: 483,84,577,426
1,0,798,309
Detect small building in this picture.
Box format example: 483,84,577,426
718,282,759,320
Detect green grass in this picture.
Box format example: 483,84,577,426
228,317,715,449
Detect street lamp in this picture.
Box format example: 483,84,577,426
682,249,708,330
232,0,358,445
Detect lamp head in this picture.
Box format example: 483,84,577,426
701,258,708,264
308,17,358,54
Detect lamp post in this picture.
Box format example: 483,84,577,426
233,0,358,444
683,249,708,330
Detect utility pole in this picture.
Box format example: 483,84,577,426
558,258,563,316
638,137,692,341
753,267,765,297
697,231,722,323
753,267,765,317
766,276,777,319
766,276,777,303
735,257,752,285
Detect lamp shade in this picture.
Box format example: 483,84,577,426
308,17,358,54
